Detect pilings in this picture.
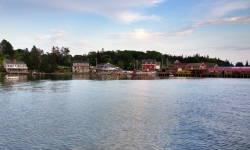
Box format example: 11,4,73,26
175,72,250,78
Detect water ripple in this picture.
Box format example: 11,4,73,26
0,78,250,149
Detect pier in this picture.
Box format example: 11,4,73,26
175,72,250,78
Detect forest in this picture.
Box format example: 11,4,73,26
0,39,249,73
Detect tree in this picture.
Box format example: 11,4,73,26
73,55,84,61
101,55,112,63
48,52,57,72
40,54,50,73
186,57,200,63
23,48,31,69
13,49,26,61
0,39,14,57
87,51,97,66
30,46,43,70
0,51,4,64
60,47,71,66
245,60,249,66
117,60,124,69
235,61,244,67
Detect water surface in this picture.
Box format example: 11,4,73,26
0,74,250,149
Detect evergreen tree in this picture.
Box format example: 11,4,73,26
30,46,42,70
245,60,249,66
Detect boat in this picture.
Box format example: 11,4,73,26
169,73,174,77
5,75,19,79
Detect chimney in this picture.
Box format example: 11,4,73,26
13,59,16,64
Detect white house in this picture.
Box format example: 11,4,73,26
4,59,28,74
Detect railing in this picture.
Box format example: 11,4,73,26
6,67,28,69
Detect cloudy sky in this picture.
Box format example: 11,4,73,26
1,0,250,64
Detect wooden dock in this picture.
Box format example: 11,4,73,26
175,72,250,78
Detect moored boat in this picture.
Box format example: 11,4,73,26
169,73,174,77
5,75,19,79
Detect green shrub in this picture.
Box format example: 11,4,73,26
0,66,6,72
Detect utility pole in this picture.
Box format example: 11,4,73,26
136,60,138,70
167,58,168,68
95,58,97,67
162,58,163,68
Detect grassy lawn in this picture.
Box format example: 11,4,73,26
56,65,71,73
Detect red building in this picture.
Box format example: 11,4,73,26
172,60,218,75
142,59,157,71
171,60,188,74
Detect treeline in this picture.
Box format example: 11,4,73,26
0,39,249,73
0,39,71,73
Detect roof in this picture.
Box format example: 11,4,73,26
142,59,156,64
206,63,217,68
173,63,187,66
186,63,204,66
4,60,26,65
174,60,180,63
207,68,250,72
97,63,116,67
96,63,107,66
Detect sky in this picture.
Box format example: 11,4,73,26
0,0,250,64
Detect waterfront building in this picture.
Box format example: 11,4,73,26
4,59,28,74
142,59,160,71
155,62,161,70
171,60,219,75
96,63,117,72
72,60,89,73
171,60,188,73
185,63,218,75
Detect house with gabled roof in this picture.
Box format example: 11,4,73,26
4,59,28,74
142,59,161,71
185,62,218,70
96,63,117,72
171,60,188,74
185,62,218,75
72,60,89,73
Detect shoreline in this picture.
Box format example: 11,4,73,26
1,72,250,78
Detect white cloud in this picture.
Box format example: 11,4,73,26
19,0,164,23
192,16,250,27
130,28,152,41
164,16,250,37
159,28,192,38
110,16,250,40
117,11,160,24
36,30,67,46
166,16,250,38
110,28,162,41
189,0,250,20
209,0,250,18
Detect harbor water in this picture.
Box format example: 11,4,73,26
0,74,250,149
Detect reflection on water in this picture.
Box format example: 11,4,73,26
0,74,250,149
1,74,28,83
0,74,163,83
72,73,159,80
0,73,176,83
